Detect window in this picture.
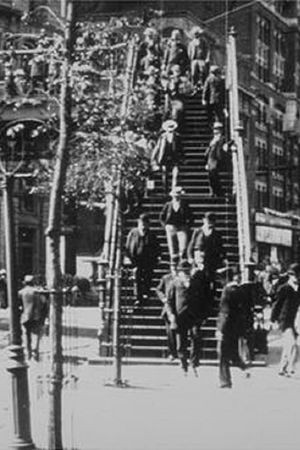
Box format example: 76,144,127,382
256,97,268,129
272,186,284,211
273,29,286,91
274,107,284,137
272,145,284,181
256,16,271,82
256,138,268,170
255,181,268,210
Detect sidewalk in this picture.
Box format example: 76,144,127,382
0,308,299,450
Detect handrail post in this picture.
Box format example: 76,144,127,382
227,27,251,282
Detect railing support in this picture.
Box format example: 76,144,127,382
227,27,251,282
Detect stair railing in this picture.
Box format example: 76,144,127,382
227,27,251,282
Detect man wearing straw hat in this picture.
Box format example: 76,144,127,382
151,119,183,194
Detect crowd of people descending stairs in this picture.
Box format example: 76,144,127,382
123,26,256,385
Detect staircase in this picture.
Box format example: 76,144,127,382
120,95,239,361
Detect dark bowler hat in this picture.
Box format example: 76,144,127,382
138,213,150,223
204,212,216,223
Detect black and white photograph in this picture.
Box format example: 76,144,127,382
0,1,300,449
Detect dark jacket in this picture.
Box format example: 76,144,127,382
188,37,209,62
205,135,227,171
156,272,176,320
167,270,210,329
218,282,244,337
125,227,161,268
202,73,225,106
159,200,193,228
152,131,183,167
271,282,300,331
163,42,189,74
187,227,225,273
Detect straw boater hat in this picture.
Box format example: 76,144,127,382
213,121,223,130
24,274,34,284
162,119,178,132
169,186,185,197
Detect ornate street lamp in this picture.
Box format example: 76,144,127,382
0,118,50,450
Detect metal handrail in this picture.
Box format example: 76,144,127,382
227,28,251,282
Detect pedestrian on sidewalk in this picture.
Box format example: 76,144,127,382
204,121,229,198
159,186,193,268
216,266,250,388
125,213,161,307
18,275,48,361
151,119,183,194
156,267,178,361
166,260,210,374
271,263,300,377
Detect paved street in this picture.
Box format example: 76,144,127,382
0,308,299,450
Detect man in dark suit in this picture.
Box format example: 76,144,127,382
166,260,210,374
217,267,250,388
188,211,227,286
202,64,226,127
156,268,178,361
204,121,228,197
162,29,189,76
125,213,161,307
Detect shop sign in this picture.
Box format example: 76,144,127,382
256,212,291,228
256,225,292,246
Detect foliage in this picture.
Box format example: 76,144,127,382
0,16,163,206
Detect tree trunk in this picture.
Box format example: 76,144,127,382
46,2,74,449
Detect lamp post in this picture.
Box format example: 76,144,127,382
0,122,35,449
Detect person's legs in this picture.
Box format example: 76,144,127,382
209,168,222,197
171,165,179,190
191,59,199,86
23,324,32,360
218,338,232,387
161,165,168,194
164,318,178,359
279,328,293,374
190,324,202,368
141,266,153,301
165,224,179,264
283,328,298,375
176,228,188,260
133,266,143,304
177,326,189,373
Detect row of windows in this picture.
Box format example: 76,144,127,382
256,16,286,87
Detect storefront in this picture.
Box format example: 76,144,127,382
255,211,293,266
